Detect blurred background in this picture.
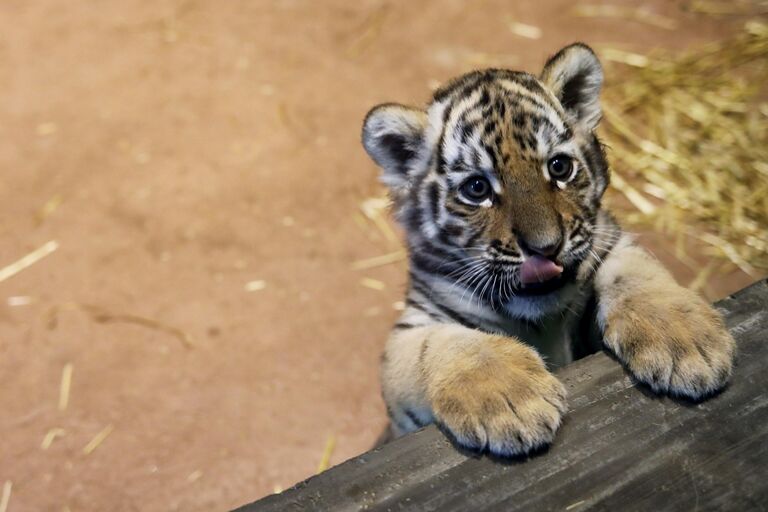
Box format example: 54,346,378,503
1,1,766,510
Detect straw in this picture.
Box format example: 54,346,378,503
58,363,73,411
83,424,114,455
7,296,33,307
35,195,62,225
360,197,399,244
360,277,386,291
688,0,768,16
244,280,267,292
0,240,59,283
572,5,678,30
41,428,66,450
508,21,542,40
317,434,337,473
600,22,768,278
0,481,10,512
0,480,13,512
351,250,406,270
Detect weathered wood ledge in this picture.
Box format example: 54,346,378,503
237,278,768,512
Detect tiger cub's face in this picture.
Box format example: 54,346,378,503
362,44,610,319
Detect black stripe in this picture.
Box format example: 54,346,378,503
404,297,445,323
513,132,527,150
460,119,481,143
437,222,464,246
427,182,440,221
392,417,410,433
385,404,410,433
526,133,537,151
417,237,463,262
496,98,507,118
409,273,482,330
419,337,430,371
465,228,484,249
478,87,491,107
404,408,424,428
444,202,472,218
511,88,560,115
559,127,574,144
411,251,462,278
403,204,423,232
482,119,496,136
482,139,499,172
570,238,590,254
435,103,454,174
393,321,417,331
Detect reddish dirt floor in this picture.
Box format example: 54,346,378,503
0,1,763,511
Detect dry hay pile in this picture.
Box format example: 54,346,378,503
600,21,768,280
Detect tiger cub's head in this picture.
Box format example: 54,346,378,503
362,44,611,319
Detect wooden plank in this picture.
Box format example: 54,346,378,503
236,279,768,512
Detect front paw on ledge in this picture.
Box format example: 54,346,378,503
604,301,736,401
428,358,567,457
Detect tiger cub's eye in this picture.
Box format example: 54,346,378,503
547,155,574,181
460,176,492,203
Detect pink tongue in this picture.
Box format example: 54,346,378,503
520,255,564,285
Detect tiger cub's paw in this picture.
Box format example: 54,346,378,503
604,293,735,401
427,339,567,457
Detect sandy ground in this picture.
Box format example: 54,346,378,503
0,1,762,511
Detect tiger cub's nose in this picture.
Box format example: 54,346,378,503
517,235,562,259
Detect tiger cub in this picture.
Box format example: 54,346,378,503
361,43,735,456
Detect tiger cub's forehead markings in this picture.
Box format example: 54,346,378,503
429,75,578,197
439,90,502,178
440,88,489,168
497,79,566,127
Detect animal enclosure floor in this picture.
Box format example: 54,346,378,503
0,1,761,511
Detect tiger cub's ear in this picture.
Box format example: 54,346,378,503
362,103,427,192
540,43,603,131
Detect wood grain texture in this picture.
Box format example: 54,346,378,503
236,279,768,512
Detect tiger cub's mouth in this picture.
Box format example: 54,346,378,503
516,259,575,297
519,255,563,285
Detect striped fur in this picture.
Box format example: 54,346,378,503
363,44,735,456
